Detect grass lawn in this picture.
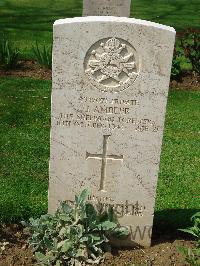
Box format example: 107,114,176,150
0,0,200,58
0,78,51,222
0,77,199,228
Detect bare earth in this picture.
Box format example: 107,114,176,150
0,224,195,266
0,61,199,91
0,61,52,80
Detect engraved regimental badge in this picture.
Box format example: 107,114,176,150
84,37,139,93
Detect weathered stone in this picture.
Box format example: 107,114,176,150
83,0,131,17
49,16,175,247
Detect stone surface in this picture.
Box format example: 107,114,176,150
49,16,175,247
83,0,131,17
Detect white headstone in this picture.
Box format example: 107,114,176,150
49,16,175,247
83,0,131,17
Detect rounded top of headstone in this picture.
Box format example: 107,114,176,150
54,16,175,33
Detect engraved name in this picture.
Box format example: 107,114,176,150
88,195,145,217
65,195,146,218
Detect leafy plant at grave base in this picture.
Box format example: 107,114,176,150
32,41,52,69
180,29,200,75
171,47,183,80
0,36,20,70
177,212,200,266
22,189,129,266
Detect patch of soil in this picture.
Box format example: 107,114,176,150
0,224,35,266
101,240,193,266
0,60,199,91
170,73,200,90
0,224,196,266
0,60,51,80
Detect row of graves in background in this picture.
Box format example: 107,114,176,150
48,0,176,246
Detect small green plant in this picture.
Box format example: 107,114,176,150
0,37,20,70
171,48,183,80
177,246,200,266
178,212,200,266
32,41,52,69
180,212,200,247
181,29,200,75
23,189,129,265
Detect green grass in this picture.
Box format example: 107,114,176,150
156,90,200,229
0,0,199,58
158,90,200,210
131,0,200,31
0,78,51,221
0,77,199,226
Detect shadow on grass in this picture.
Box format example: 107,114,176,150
1,0,200,34
132,0,200,31
0,199,48,223
0,0,82,33
152,208,199,244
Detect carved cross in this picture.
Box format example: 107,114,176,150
86,135,123,191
